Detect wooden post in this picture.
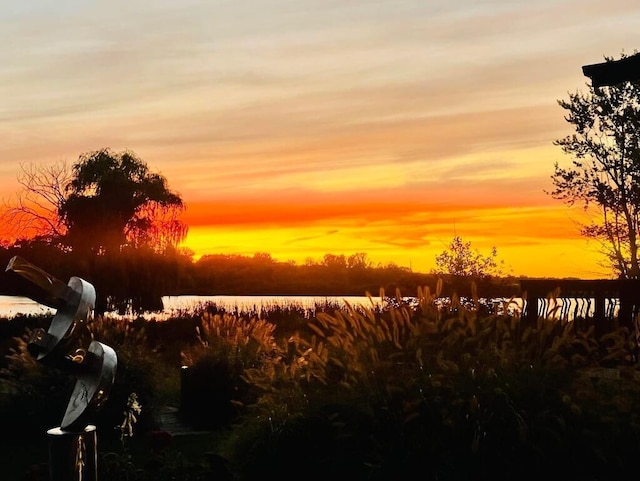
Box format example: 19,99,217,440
525,295,539,326
594,293,607,338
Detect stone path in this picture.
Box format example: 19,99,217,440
156,405,205,436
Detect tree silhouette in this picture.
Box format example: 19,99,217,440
433,236,502,278
3,148,187,256
550,52,640,278
0,149,189,314
1,160,71,244
60,148,187,255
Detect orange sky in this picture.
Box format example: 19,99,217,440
1,0,639,279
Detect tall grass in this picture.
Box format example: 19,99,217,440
2,283,640,480
222,285,640,480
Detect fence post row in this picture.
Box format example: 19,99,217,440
519,279,640,337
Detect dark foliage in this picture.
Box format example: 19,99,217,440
0,244,522,319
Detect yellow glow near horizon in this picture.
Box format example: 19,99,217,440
181,202,611,280
182,227,609,280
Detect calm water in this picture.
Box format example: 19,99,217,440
160,295,386,319
0,295,57,318
0,294,385,320
0,294,612,322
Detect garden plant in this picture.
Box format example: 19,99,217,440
1,283,640,480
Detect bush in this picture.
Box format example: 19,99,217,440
88,315,170,438
0,330,73,436
223,285,640,480
5,287,640,480
179,312,276,429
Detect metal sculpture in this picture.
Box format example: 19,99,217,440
5,255,117,480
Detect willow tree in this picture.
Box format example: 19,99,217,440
4,148,187,256
549,53,640,278
60,148,187,256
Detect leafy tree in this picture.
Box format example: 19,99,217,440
0,149,188,314
61,148,187,255
433,236,503,277
347,252,370,269
3,148,187,256
549,52,640,278
322,253,347,269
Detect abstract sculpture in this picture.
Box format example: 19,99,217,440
5,255,117,480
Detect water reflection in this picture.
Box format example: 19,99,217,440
0,294,607,323
0,294,385,320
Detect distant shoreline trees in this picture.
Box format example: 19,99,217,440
0,245,520,308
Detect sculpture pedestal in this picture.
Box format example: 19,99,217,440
47,425,97,481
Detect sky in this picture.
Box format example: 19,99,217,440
1,0,639,279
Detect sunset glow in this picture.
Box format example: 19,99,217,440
1,0,638,279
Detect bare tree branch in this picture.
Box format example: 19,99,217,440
0,161,71,241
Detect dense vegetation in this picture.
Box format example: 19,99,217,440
1,285,640,480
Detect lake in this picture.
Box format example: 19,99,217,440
0,294,387,320
1,293,608,323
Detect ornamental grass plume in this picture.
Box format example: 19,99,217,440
224,284,640,481
179,312,278,429
180,312,277,370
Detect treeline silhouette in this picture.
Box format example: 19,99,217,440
0,149,524,316
0,241,521,315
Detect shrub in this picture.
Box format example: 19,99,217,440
223,285,640,480
88,315,169,438
179,312,276,429
0,329,73,436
